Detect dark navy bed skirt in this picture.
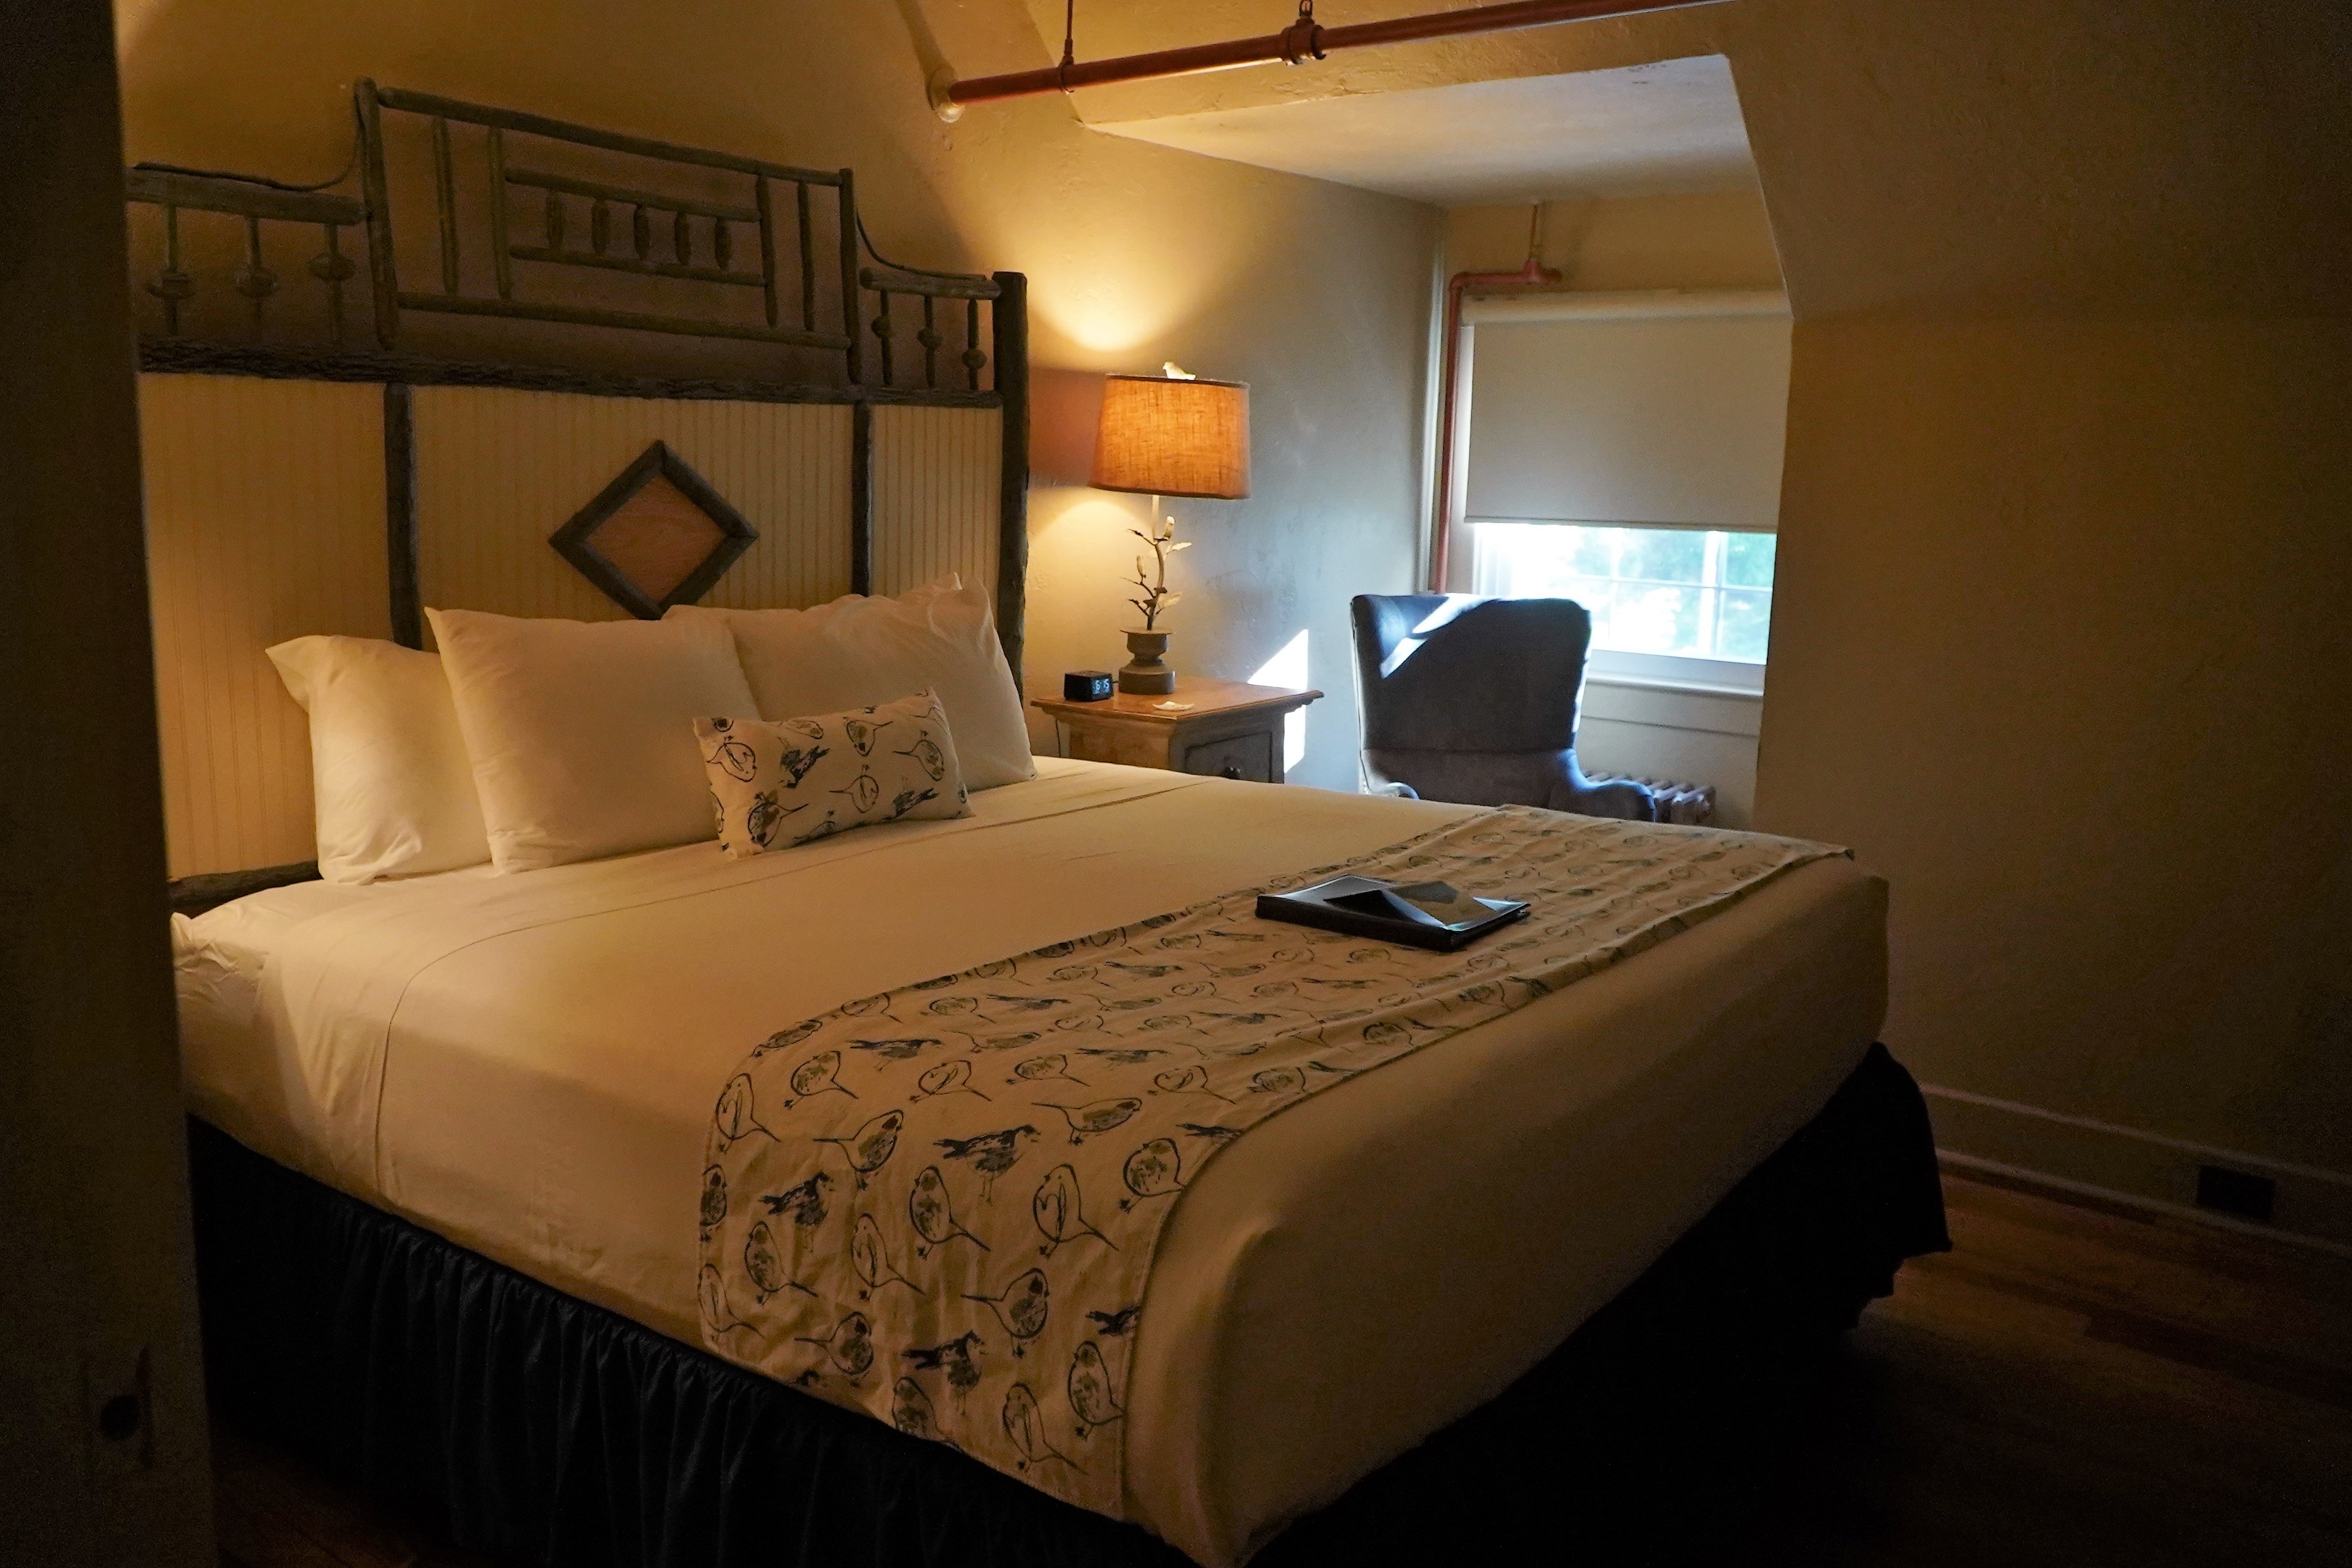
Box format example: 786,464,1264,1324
190,1043,1947,1567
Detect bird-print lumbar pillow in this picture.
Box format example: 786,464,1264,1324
696,689,969,856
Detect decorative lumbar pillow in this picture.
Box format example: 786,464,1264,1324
695,690,970,857
668,577,1035,792
265,635,492,883
427,606,760,873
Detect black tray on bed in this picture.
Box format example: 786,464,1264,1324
1255,875,1530,952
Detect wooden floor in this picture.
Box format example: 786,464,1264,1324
216,1171,2352,1568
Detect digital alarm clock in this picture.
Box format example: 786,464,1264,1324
1062,670,1114,702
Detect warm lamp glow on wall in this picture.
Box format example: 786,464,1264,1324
1091,365,1251,694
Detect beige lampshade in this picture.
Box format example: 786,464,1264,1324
1091,373,1252,500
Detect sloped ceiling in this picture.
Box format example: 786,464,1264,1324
1093,55,1756,206
1011,0,2351,321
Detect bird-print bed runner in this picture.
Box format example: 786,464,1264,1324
699,806,1839,1519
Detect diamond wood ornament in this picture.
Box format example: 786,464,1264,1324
550,441,758,619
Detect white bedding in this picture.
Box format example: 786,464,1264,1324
176,758,1886,1567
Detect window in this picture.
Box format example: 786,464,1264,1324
1453,292,1790,693
1471,521,1775,666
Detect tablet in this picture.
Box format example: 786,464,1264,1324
1255,875,1530,952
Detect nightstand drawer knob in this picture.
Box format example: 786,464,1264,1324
1180,731,1274,783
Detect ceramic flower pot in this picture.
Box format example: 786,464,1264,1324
1117,628,1176,695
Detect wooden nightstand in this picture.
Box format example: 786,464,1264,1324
1032,676,1322,784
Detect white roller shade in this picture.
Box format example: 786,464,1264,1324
1461,290,1791,532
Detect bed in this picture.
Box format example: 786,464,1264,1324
176,757,1936,1564
140,82,1944,1568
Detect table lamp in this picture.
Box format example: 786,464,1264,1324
1090,365,1251,694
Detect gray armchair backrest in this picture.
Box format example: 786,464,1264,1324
1352,595,1592,751
1349,593,1656,821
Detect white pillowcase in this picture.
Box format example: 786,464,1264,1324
696,689,970,858
266,635,491,884
427,607,759,873
669,578,1034,791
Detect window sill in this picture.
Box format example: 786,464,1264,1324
1587,649,1765,700
1586,671,1765,702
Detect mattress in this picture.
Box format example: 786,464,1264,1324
175,758,1886,1567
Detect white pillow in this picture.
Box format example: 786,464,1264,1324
669,578,1034,791
266,635,491,883
427,607,759,872
696,689,970,857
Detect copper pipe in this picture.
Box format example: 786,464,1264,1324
1428,206,1558,590
936,0,1725,114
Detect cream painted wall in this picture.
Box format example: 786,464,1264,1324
112,0,1439,792
1049,0,2352,1189
1769,316,2352,1173
1446,188,1782,291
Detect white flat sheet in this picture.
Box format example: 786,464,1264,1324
176,758,1885,1567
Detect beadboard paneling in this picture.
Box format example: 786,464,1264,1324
412,387,852,624
140,373,388,877
871,405,1002,598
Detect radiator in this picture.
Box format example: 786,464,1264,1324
1601,774,1717,826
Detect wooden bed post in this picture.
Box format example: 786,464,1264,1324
849,400,874,596
837,170,863,384
992,271,1028,690
354,79,400,348
384,382,421,648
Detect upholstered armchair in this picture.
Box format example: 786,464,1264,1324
1349,593,1657,821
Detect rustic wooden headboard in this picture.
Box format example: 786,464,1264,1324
129,82,1029,912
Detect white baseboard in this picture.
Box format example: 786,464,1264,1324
1922,1082,2352,1255
1937,1152,2352,1261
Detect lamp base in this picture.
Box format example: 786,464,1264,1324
1118,629,1175,696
